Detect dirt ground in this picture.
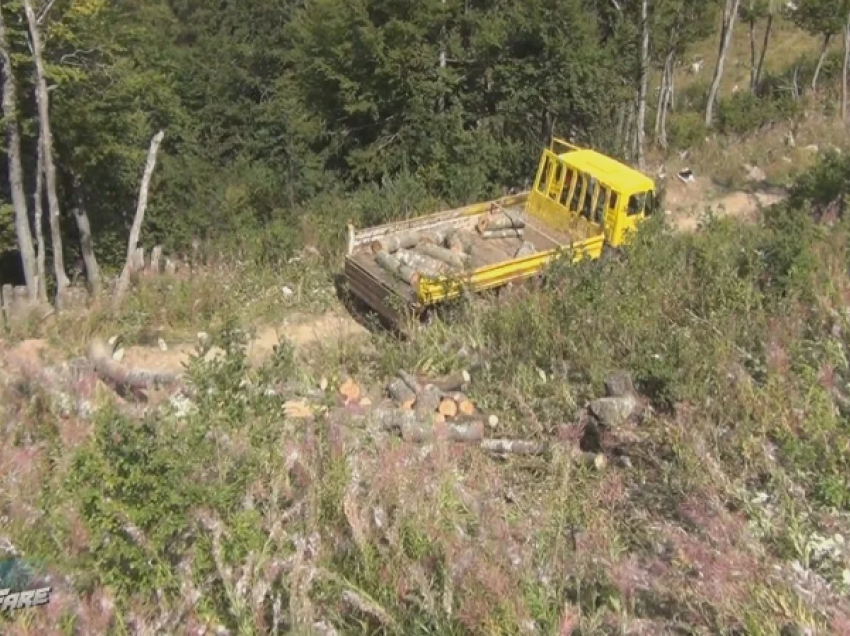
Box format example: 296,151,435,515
663,174,787,232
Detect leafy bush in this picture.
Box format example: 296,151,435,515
667,111,708,150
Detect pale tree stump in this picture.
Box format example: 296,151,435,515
148,245,162,276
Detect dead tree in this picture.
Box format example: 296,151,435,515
0,1,37,299
844,8,850,122
69,173,101,294
706,0,742,126
636,0,650,169
33,122,46,302
23,0,70,304
114,130,166,304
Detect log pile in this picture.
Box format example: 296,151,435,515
370,226,477,288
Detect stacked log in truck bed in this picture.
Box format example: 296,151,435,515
345,201,601,324
364,204,540,291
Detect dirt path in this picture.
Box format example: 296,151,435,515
122,311,369,373
663,175,787,232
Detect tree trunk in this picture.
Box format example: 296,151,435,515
0,2,37,299
812,34,831,93
33,126,46,302
753,13,773,92
114,130,165,303
69,174,101,295
438,0,446,113
654,64,667,141
705,0,742,126
659,51,675,149
843,10,850,122
24,0,69,305
748,18,757,91
636,0,649,169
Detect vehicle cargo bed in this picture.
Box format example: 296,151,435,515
344,199,599,323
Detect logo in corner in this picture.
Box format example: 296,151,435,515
0,558,51,612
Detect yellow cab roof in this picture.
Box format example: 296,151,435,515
559,149,655,194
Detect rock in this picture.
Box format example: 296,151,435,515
487,414,499,429
804,144,819,153
112,348,125,362
589,395,637,428
744,163,767,183
197,331,209,342
604,371,636,398
281,285,295,297
158,338,168,351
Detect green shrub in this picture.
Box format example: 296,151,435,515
668,111,709,150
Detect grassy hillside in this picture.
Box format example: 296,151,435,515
4,149,850,635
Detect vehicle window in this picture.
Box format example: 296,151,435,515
560,169,575,207
609,192,619,211
582,177,597,220
594,187,608,224
551,163,563,197
537,157,553,193
645,191,655,216
573,173,588,213
627,192,646,216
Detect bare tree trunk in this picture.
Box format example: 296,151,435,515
0,2,37,299
438,0,446,113
706,0,742,127
753,12,773,92
654,65,667,141
843,10,850,122
24,0,69,305
812,34,831,93
636,0,649,169
114,131,165,304
34,126,46,302
748,19,757,91
622,101,635,159
659,51,675,150
70,173,101,295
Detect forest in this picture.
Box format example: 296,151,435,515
1,0,848,305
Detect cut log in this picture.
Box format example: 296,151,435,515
514,241,537,258
432,370,471,392
370,232,422,254
87,337,181,396
480,228,524,240
395,248,451,277
570,449,607,470
400,417,435,443
387,378,416,409
446,230,475,254
457,399,476,416
339,377,361,405
419,229,451,246
414,384,443,415
283,400,314,420
438,398,459,419
477,210,526,233
441,419,485,443
398,370,422,394
375,251,420,287
416,243,470,270
480,439,548,455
